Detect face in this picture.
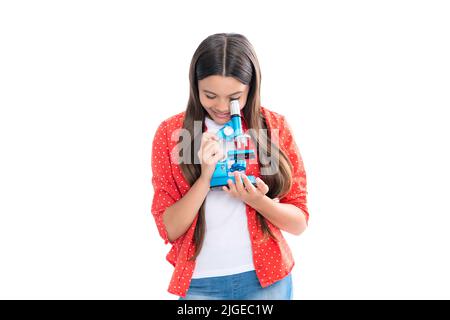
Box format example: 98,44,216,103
198,75,250,124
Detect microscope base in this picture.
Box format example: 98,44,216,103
210,175,257,191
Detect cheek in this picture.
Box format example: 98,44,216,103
199,96,214,108
239,95,249,108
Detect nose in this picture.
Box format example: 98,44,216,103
214,100,230,113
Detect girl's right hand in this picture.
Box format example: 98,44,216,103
197,132,224,182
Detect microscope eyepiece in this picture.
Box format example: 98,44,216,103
229,100,240,115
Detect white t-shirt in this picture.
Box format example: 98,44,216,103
191,115,255,279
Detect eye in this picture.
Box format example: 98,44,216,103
205,95,216,99
231,97,241,101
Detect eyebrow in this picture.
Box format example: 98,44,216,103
203,90,243,96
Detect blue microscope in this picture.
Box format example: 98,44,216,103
209,100,257,190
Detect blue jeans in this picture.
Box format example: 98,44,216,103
179,270,293,300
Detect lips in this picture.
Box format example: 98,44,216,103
213,110,230,119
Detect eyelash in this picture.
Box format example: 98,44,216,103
205,95,240,100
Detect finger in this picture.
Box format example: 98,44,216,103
203,141,222,156
199,134,215,154
227,178,237,195
202,139,219,153
199,133,219,152
242,174,257,193
202,131,217,139
201,132,219,144
222,185,229,193
256,177,269,195
209,148,224,164
200,143,214,163
233,171,246,194
202,141,217,155
260,185,269,195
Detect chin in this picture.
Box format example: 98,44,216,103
209,114,229,123
215,116,229,122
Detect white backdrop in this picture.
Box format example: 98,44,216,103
1,0,449,299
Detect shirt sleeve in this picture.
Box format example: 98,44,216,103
278,115,310,224
151,120,181,244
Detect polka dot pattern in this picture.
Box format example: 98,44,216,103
150,106,309,297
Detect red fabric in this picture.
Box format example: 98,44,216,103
150,106,308,297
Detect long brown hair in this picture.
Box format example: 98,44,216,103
177,33,294,260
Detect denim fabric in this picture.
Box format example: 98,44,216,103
178,270,293,300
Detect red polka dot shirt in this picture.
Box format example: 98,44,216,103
151,106,309,297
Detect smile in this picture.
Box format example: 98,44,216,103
212,110,230,118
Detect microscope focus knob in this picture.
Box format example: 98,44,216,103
223,126,234,137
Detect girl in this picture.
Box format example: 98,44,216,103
151,33,309,300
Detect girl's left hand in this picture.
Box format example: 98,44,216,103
222,172,269,207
